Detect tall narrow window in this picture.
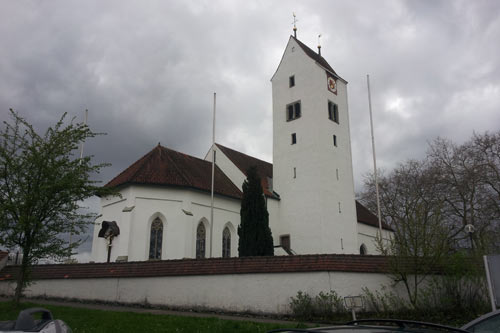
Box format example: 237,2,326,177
289,75,295,87
336,168,339,180
222,227,231,258
196,223,206,259
293,167,296,178
328,101,339,124
333,135,337,147
291,133,297,144
149,217,163,260
286,101,301,121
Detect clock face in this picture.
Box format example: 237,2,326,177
327,76,337,94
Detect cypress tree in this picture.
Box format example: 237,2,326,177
238,166,274,256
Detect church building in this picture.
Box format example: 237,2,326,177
90,34,392,263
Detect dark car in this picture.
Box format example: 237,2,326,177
268,319,471,333
461,309,500,333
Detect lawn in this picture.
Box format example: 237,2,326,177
0,301,306,333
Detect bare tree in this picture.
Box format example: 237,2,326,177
361,160,450,307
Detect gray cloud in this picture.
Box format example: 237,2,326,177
1,0,499,260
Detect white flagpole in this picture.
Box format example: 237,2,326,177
209,93,216,258
69,109,88,259
367,75,383,236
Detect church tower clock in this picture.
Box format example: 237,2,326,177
271,35,358,254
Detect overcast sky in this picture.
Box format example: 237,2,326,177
1,0,499,261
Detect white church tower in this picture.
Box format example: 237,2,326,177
271,33,358,254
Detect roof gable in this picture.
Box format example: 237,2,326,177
271,36,345,82
106,145,242,199
215,143,275,197
355,201,393,231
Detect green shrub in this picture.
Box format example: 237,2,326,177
289,291,314,320
290,290,347,321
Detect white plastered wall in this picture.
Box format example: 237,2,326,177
0,270,403,315
357,223,393,255
272,37,358,255
91,185,241,262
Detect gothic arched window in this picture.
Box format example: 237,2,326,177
149,217,163,260
196,223,206,259
222,227,231,258
360,243,367,255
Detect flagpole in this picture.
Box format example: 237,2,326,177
69,109,88,259
367,75,383,236
209,93,216,258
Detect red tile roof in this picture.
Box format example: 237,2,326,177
356,201,393,231
0,254,391,280
105,145,242,199
215,143,276,198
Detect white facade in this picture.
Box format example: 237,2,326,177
91,185,240,262
90,36,388,263
271,37,358,254
0,270,403,315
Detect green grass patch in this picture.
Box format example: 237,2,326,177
0,301,306,333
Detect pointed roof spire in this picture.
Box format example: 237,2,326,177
292,12,298,38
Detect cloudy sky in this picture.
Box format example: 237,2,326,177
1,1,499,260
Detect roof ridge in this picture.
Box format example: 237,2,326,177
105,146,157,187
291,36,338,77
163,146,194,186
215,143,272,167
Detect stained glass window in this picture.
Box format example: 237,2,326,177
196,223,206,259
222,227,231,258
149,217,163,260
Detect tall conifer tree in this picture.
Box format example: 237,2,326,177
238,166,274,256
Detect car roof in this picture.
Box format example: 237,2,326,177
461,309,500,330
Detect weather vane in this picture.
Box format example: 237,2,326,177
292,12,298,37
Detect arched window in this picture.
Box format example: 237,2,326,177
196,223,206,259
222,227,231,258
149,217,163,260
360,244,367,255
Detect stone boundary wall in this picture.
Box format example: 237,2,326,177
0,254,398,315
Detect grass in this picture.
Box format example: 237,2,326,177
0,301,307,333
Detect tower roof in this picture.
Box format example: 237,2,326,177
105,144,242,199
271,36,346,83
291,36,338,76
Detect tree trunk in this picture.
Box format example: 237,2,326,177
13,255,29,305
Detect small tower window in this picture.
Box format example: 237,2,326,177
293,167,296,178
291,133,297,144
286,101,301,121
333,135,337,147
328,101,339,124
336,168,339,180
289,75,295,87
